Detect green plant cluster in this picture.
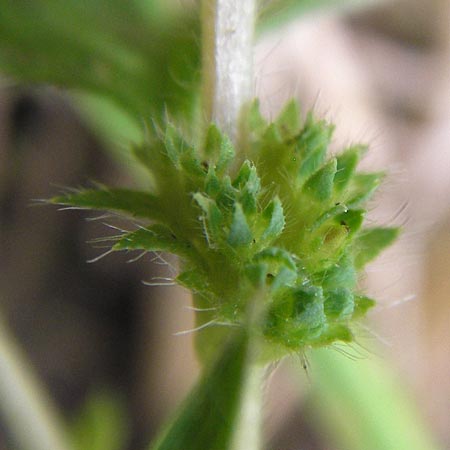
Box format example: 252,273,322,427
52,101,398,359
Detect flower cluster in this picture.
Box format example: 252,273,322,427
53,101,398,359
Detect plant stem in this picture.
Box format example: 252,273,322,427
0,313,73,450
231,363,264,450
201,2,261,449
201,0,256,142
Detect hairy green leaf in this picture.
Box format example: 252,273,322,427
353,227,400,269
324,288,354,320
275,100,301,138
353,295,376,318
261,197,285,241
253,247,296,272
304,158,337,201
112,224,192,256
204,124,235,174
51,187,162,220
227,203,253,247
296,117,334,178
334,145,366,192
345,173,383,207
193,193,223,243
176,270,210,293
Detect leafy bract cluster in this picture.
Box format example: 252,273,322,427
52,102,398,358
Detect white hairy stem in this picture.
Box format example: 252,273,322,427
202,0,256,143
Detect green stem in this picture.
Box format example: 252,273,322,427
0,313,73,450
231,363,264,450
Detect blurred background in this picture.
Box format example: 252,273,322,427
0,0,449,449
